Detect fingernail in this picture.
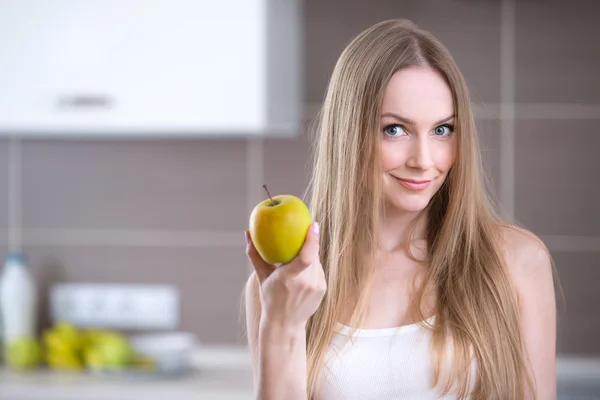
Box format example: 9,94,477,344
244,230,249,244
313,222,320,235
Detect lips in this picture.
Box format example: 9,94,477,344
394,177,432,191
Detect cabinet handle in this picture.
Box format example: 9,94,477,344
57,94,114,109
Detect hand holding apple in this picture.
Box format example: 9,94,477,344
246,184,326,327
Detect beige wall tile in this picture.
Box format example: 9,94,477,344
552,252,600,355
21,139,248,231
0,139,9,229
24,244,249,344
305,0,501,104
263,127,315,201
516,1,600,103
515,120,600,236
477,118,501,203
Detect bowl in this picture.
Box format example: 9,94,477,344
129,332,198,375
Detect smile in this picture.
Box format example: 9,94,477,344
394,177,432,191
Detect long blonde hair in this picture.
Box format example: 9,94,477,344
306,19,535,399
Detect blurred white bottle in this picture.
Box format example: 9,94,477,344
0,252,37,346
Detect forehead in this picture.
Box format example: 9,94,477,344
381,66,454,121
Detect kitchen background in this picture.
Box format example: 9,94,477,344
0,0,599,395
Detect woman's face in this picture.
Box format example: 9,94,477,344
380,66,456,214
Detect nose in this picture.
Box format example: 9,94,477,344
406,136,434,171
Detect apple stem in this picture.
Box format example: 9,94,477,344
263,184,275,206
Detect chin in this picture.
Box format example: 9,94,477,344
387,195,433,214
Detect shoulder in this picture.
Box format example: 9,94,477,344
496,225,556,313
497,224,552,281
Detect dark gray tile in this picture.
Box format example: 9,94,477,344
263,126,315,200
552,252,600,356
0,246,9,265
515,120,600,236
24,244,249,344
476,118,501,203
0,139,8,230
305,0,501,104
516,1,600,103
21,139,248,231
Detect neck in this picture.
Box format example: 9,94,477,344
379,207,428,252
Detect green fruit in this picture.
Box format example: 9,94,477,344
6,336,43,370
80,329,134,370
249,186,313,265
42,329,84,371
99,334,133,367
82,328,115,349
83,347,104,370
43,330,72,354
53,321,84,351
45,351,84,371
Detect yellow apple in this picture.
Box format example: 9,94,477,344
249,185,313,265
6,336,43,370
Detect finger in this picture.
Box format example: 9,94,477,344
284,222,320,275
245,230,273,282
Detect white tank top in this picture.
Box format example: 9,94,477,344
314,316,474,400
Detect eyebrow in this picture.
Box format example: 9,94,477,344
381,112,455,126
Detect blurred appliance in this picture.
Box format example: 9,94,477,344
50,283,179,330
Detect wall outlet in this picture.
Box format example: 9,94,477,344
50,283,180,330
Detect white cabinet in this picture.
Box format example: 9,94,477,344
0,0,302,137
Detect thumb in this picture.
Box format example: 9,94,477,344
285,222,320,275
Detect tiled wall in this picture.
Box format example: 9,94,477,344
511,0,600,355
1,0,598,353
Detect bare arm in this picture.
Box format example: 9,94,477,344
244,223,325,400
503,226,557,400
245,273,308,399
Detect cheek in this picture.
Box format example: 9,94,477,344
380,142,405,171
434,141,456,171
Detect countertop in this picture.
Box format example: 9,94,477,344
2,347,600,400
0,346,254,400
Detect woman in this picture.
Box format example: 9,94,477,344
244,19,556,400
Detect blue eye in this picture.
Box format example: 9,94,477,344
383,124,406,137
433,124,454,137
